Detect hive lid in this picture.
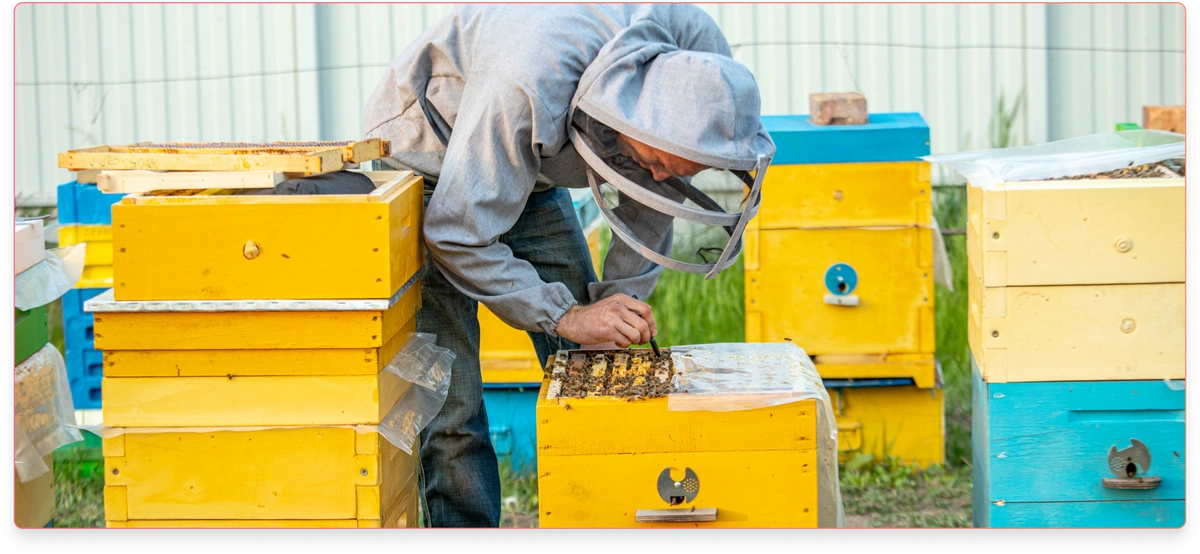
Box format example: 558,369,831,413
761,112,930,165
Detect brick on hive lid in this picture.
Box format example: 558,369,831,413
809,92,868,126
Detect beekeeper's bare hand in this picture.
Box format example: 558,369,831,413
554,294,657,348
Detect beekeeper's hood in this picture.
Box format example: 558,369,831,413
568,20,775,279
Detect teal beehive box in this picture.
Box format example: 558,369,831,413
972,360,1185,528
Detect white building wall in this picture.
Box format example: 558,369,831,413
15,3,1185,205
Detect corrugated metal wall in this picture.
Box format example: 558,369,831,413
15,3,1185,206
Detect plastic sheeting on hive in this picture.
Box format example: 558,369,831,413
15,344,83,482
924,130,1184,190
666,342,844,527
15,244,86,311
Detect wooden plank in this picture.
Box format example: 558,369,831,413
94,284,418,350
539,450,823,528
536,386,817,456
1142,105,1185,134
635,508,718,522
102,373,412,427
57,224,112,266
97,170,285,193
59,148,343,175
969,178,1184,287
74,169,100,184
111,174,422,301
101,139,387,163
969,261,1184,383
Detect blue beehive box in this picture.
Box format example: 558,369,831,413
56,181,125,225
65,348,103,410
761,112,931,165
972,362,1185,528
483,384,540,471
62,288,108,410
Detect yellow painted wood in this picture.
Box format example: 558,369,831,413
479,223,602,384
537,388,818,456
102,317,414,377
539,450,820,528
968,261,1184,383
829,385,944,467
753,162,932,229
744,227,935,355
76,265,114,288
104,428,416,521
60,147,344,175
98,170,286,193
102,372,410,427
80,139,386,162
94,283,418,351
109,519,364,528
14,454,55,528
111,172,423,300
814,353,937,389
58,224,113,266
967,178,1184,287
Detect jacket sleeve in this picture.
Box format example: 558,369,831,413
423,72,579,336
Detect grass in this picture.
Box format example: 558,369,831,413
48,187,973,528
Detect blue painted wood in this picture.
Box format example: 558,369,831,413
482,385,540,472
62,288,106,352
65,348,103,410
761,113,931,165
972,363,991,528
988,500,1185,529
56,181,124,225
972,360,1186,528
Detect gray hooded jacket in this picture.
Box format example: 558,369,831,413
364,4,773,336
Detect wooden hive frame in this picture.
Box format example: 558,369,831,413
60,139,389,176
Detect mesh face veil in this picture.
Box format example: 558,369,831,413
570,110,770,280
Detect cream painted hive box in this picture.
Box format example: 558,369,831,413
110,171,422,301
536,346,840,528
967,177,1185,383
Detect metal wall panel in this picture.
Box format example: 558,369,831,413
15,3,1186,205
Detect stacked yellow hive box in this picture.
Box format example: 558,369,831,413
536,345,842,528
746,113,942,466
61,141,427,528
967,169,1186,527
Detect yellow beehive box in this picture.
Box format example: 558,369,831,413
480,222,602,384
967,178,1184,287
15,453,55,528
89,281,418,374
756,162,932,229
111,171,422,301
536,351,839,528
744,226,934,355
58,224,113,266
104,428,416,526
968,261,1184,383
827,385,944,467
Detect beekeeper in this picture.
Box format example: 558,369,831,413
364,4,774,527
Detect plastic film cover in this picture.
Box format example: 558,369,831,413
15,344,83,482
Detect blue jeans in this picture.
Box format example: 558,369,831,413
416,185,595,527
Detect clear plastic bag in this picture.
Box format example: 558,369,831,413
924,130,1184,190
15,344,83,482
666,342,844,527
382,333,455,397
377,333,456,454
15,244,86,310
